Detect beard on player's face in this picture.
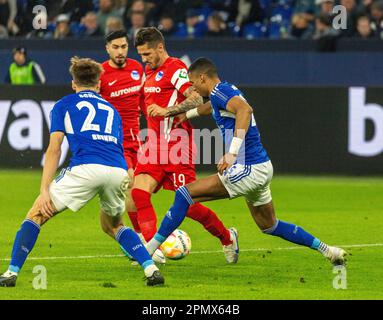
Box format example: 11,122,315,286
112,55,126,67
146,53,161,69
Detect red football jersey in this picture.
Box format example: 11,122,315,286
142,57,195,161
100,59,144,145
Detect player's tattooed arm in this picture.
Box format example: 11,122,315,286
174,101,212,127
163,86,204,117
147,87,203,117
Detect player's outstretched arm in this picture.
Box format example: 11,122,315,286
164,86,204,117
39,132,64,216
147,86,204,118
173,101,212,126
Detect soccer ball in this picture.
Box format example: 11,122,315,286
160,229,191,260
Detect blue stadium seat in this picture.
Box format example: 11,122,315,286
46,22,56,33
200,5,213,20
227,21,241,37
268,20,290,39
173,21,207,38
173,23,188,38
270,3,293,21
267,2,293,39
70,22,86,38
243,22,268,39
259,0,272,10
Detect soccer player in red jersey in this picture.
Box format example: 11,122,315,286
99,30,143,235
132,27,239,263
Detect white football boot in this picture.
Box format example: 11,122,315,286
223,227,239,263
323,246,347,265
152,249,166,265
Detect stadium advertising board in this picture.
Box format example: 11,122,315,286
0,85,382,175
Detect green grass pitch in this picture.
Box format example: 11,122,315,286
0,170,382,300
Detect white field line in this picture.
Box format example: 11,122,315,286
0,243,382,262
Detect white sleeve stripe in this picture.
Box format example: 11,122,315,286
170,68,189,86
175,77,189,91
212,89,229,102
140,73,146,88
64,111,74,134
33,62,46,84
219,110,236,119
167,88,178,107
170,70,179,86
212,87,229,99
214,91,229,103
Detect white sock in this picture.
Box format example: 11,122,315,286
317,242,329,255
144,264,159,278
3,270,18,277
146,239,162,256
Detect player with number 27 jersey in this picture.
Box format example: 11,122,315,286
50,90,127,170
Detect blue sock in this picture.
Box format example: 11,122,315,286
9,219,41,273
263,219,321,249
115,227,153,269
155,186,193,243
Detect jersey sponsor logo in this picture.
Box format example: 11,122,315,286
131,70,140,80
155,71,164,81
108,80,117,86
144,86,161,93
110,85,141,97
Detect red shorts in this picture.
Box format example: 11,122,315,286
134,162,196,192
124,141,140,170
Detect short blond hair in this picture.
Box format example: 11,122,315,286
69,56,103,87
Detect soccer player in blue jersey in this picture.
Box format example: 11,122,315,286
0,57,164,287
145,57,347,267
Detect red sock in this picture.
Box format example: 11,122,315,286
131,188,157,242
186,203,232,245
127,211,141,233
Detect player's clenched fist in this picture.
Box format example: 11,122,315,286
217,153,237,175
173,113,187,127
147,104,166,117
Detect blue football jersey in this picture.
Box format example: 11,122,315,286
50,90,127,170
210,82,269,165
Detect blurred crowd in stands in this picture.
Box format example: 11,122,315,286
0,0,382,40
